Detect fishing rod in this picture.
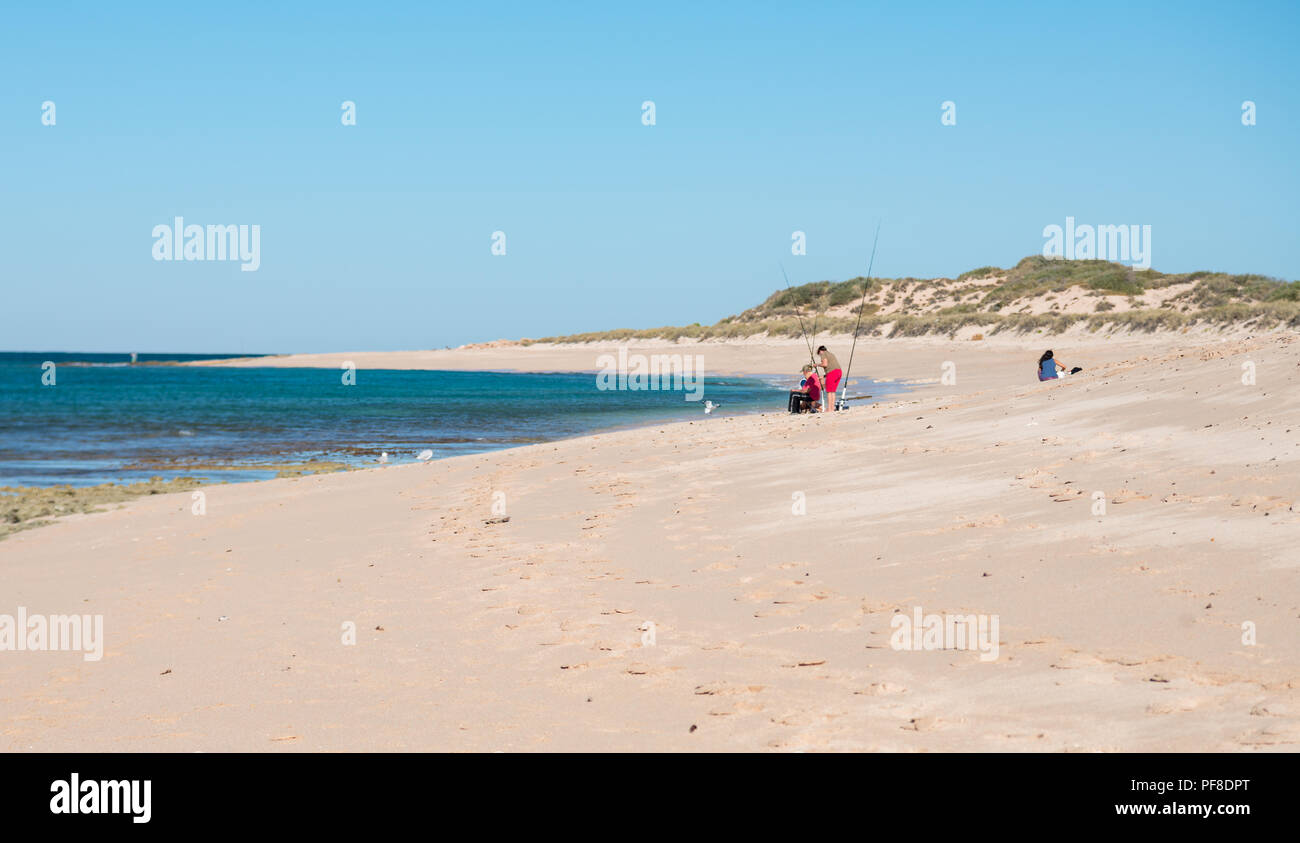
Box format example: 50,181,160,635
808,307,824,411
809,279,829,411
839,220,882,410
780,262,825,410
781,262,821,369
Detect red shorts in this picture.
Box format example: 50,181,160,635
824,369,842,394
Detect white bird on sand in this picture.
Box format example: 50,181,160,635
704,400,720,415
378,451,389,464
417,449,434,462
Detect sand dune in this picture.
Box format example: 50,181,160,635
4,332,1297,751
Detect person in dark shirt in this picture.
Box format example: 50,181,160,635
1038,349,1082,381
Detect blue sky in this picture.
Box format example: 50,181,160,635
3,1,1297,353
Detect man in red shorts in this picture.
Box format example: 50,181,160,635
817,346,843,410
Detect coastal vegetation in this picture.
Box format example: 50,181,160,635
1,460,352,540
523,256,1300,343
1,477,210,540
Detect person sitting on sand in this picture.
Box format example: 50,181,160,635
1038,350,1082,381
790,364,821,412
817,346,843,410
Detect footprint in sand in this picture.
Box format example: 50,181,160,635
624,662,678,677
768,709,845,727
900,715,962,732
694,682,766,696
1048,651,1106,670
772,590,833,605
707,700,765,716
1234,727,1297,747
1146,698,1204,715
754,605,802,618
559,618,601,632
854,682,907,696
1099,654,1173,668
1249,701,1293,718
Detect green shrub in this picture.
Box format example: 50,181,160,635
1267,281,1300,302
522,258,1296,343
828,279,869,307
957,266,1001,281
1087,309,1187,332
1087,268,1143,295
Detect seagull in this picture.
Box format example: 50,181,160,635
378,451,389,464
416,449,434,462
704,400,720,415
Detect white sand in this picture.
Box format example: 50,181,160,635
3,332,1297,751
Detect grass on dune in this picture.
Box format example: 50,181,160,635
522,256,1299,343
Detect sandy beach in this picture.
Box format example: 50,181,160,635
183,327,1262,381
4,332,1296,752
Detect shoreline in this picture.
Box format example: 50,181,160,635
1,371,905,532
3,331,1296,751
177,326,1267,377
0,373,803,497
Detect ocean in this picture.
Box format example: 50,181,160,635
0,351,905,487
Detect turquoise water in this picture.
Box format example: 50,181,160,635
0,351,904,487
0,351,909,486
